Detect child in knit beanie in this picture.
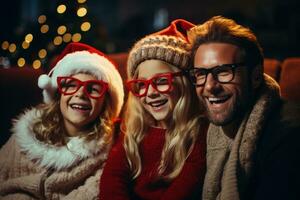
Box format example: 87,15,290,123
0,42,124,199
100,19,208,200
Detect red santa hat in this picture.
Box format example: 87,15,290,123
38,42,124,118
127,19,195,78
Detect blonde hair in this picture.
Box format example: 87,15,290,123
123,65,205,181
32,91,115,146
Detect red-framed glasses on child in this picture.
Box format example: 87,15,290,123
126,72,183,97
57,76,108,99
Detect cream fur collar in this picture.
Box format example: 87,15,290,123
12,108,110,171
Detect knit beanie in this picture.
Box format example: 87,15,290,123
127,19,195,78
38,42,124,118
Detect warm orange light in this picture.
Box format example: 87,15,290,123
57,25,67,35
77,7,87,17
38,15,47,24
72,33,82,42
8,43,17,53
57,4,66,14
17,58,26,67
22,41,30,49
77,0,87,3
1,41,9,50
81,22,91,32
53,36,63,45
33,60,41,69
38,49,47,59
40,24,49,33
63,33,72,43
25,34,33,43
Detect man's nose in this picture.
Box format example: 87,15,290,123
204,73,222,93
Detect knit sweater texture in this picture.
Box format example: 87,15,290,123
100,126,207,200
202,74,300,200
0,108,110,200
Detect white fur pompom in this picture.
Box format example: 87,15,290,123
38,74,52,89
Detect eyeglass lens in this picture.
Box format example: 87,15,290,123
127,73,181,97
58,77,106,98
191,64,237,85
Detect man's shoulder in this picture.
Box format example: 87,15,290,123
265,99,300,129
280,100,300,127
258,100,300,157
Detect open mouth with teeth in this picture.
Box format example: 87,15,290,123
70,103,92,111
207,96,231,105
148,99,168,109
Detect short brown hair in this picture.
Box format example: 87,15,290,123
188,16,264,69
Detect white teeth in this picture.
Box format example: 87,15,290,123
207,96,228,104
70,104,91,110
208,97,221,101
149,99,167,107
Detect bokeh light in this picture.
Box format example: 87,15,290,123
53,36,63,45
22,41,30,49
38,15,47,24
77,7,87,17
1,41,9,50
40,24,49,33
8,43,16,53
63,33,72,43
17,57,26,67
25,34,33,43
33,60,41,69
38,49,47,59
81,22,91,32
57,25,67,35
72,33,82,42
57,4,67,14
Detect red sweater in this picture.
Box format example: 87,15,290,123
100,127,206,200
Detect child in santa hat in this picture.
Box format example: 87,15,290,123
0,42,124,199
100,19,208,200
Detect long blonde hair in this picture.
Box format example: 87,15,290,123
123,65,205,181
32,91,115,146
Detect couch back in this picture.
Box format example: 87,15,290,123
278,58,300,101
0,67,43,146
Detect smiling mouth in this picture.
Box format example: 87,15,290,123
148,99,168,108
70,103,91,111
206,96,231,105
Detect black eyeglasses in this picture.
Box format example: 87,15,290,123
187,63,245,86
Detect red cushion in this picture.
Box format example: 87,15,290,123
0,67,43,146
279,58,300,101
264,58,281,81
108,52,128,80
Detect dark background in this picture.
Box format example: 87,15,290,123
0,0,300,69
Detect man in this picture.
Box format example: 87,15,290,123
187,16,300,200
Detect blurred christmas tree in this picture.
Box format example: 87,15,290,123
0,0,98,71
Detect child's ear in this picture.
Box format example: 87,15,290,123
251,65,263,89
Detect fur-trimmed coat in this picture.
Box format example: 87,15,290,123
0,108,110,200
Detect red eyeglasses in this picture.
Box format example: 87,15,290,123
126,72,183,97
57,76,108,99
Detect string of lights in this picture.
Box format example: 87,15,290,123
1,0,91,70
